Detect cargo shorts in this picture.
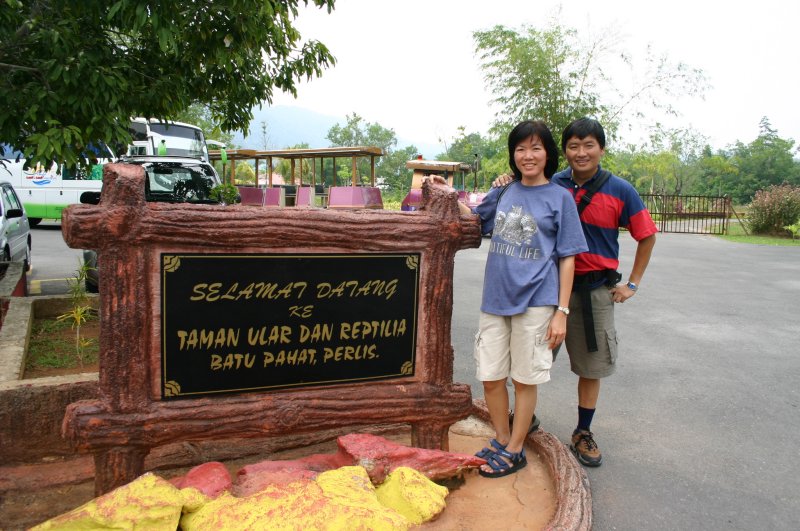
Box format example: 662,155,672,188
473,306,554,385
564,286,619,378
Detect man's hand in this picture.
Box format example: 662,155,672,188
491,174,514,188
609,284,636,303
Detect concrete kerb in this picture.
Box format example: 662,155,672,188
0,297,33,382
0,294,100,383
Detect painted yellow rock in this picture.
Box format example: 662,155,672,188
181,466,411,530
375,466,449,525
31,473,190,530
180,486,212,513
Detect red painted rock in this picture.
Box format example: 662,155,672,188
233,452,350,497
168,462,231,498
337,433,485,484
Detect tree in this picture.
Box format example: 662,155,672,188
235,161,256,185
729,117,800,203
473,16,707,144
273,143,315,184
437,127,503,190
326,113,416,190
380,145,419,193
691,146,739,199
0,0,336,167
172,103,235,147
615,126,706,194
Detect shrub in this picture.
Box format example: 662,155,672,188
746,184,800,235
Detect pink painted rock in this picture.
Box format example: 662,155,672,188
233,453,351,496
233,433,485,496
338,433,485,484
168,462,231,498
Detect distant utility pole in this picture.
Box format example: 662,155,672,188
260,121,270,151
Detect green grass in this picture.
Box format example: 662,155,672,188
717,222,800,246
383,198,402,210
25,315,99,370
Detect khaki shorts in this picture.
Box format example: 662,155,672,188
564,286,618,378
473,307,553,385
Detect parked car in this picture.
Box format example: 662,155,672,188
83,156,223,292
0,181,32,271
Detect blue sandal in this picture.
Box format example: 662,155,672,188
475,438,506,460
479,447,527,478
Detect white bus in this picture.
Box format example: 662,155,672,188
0,119,208,224
126,118,209,162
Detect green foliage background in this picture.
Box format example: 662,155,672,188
3,3,798,223
1,0,335,167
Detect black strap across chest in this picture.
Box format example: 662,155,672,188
576,170,611,214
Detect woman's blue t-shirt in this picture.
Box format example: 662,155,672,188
475,180,588,315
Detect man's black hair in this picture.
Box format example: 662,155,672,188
508,120,559,180
561,118,606,153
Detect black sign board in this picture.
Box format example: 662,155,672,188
160,253,420,399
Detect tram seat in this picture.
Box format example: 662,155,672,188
237,186,265,206
327,186,383,209
295,186,316,207
263,187,286,207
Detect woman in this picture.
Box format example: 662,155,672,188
461,120,587,477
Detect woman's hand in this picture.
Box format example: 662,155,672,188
421,175,447,186
546,310,567,349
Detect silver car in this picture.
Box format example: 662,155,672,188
83,156,223,292
0,181,32,270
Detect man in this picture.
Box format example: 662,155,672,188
495,117,657,466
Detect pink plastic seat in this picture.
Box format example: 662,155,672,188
237,186,265,206
327,186,383,209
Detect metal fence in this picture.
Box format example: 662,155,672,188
640,194,732,235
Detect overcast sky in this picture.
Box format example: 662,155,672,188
270,0,799,154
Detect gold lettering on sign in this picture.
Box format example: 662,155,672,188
247,326,292,346
339,319,407,340
299,323,333,343
322,344,378,362
177,328,240,350
210,353,256,370
263,349,318,367
190,281,308,302
315,279,398,300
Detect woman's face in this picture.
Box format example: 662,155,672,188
514,135,547,183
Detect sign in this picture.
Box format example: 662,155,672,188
160,253,420,399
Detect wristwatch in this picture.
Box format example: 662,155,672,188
626,281,638,292
557,306,570,315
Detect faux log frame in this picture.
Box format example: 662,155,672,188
60,163,481,495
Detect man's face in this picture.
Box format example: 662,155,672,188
564,135,604,180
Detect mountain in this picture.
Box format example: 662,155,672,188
233,105,339,150
232,105,441,158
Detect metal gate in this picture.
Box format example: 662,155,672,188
640,194,732,234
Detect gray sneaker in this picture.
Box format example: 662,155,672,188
570,429,602,467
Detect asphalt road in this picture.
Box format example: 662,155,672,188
26,221,85,296
23,221,800,529
453,233,800,530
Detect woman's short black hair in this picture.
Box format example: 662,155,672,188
508,120,559,180
561,117,606,153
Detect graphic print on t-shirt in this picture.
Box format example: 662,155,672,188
495,205,539,246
